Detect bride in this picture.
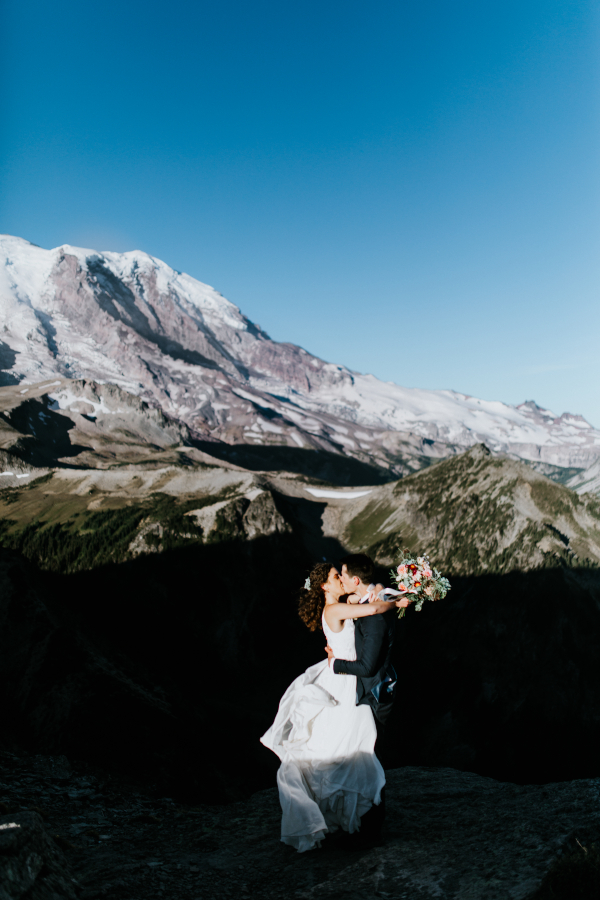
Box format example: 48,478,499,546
260,561,403,852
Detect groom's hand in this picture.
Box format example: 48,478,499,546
325,644,335,667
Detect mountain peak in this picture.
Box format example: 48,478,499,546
467,443,492,460
2,235,599,473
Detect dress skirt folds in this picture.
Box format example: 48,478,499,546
260,616,385,852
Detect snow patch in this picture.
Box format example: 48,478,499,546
49,389,127,417
305,488,373,500
332,434,356,449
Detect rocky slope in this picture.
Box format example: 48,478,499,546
328,443,600,573
4,430,599,580
2,751,600,900
2,234,599,474
0,378,207,472
567,455,600,497
0,379,395,484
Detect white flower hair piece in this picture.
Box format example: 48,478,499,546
304,577,311,590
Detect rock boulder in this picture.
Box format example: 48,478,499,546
0,812,77,900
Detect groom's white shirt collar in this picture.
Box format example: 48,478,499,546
358,583,376,603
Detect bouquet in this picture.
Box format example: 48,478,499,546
390,552,451,619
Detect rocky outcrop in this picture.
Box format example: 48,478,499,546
299,767,600,900
0,811,77,899
126,489,292,555
2,750,599,900
0,451,48,490
0,378,208,469
187,489,292,543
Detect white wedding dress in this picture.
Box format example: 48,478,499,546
260,613,385,852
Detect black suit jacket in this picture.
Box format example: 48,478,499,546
332,608,397,723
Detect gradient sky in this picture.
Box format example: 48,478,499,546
2,0,599,424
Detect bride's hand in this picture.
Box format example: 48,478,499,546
396,597,412,608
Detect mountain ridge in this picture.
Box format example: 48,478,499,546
327,443,600,574
2,233,599,474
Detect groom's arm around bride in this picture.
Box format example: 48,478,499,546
329,554,409,725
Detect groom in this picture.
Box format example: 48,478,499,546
326,553,406,842
327,553,401,724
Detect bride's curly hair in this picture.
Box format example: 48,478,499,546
298,561,335,632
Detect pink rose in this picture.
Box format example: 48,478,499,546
397,564,408,575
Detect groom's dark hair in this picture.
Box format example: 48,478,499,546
340,553,374,584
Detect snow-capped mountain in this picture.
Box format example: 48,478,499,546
1,234,599,472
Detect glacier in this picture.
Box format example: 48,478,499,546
1,233,599,473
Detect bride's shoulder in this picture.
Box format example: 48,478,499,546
322,608,338,631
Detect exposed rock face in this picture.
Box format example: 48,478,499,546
126,489,291,555
0,450,47,490
332,444,600,573
2,235,599,473
192,489,292,542
0,811,77,899
3,752,599,900
242,489,292,539
299,767,600,900
0,378,218,470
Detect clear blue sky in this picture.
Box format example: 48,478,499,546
2,0,599,424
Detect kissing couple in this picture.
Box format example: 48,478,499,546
260,553,410,853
